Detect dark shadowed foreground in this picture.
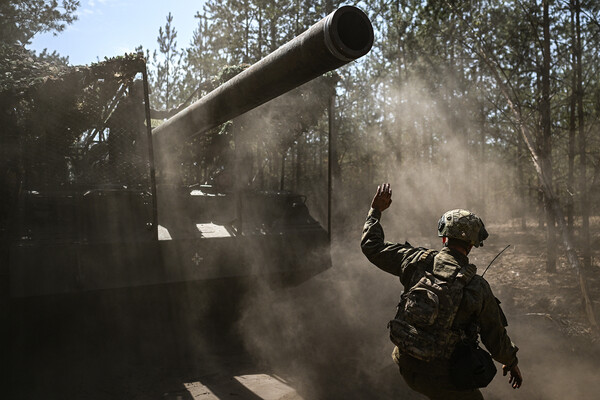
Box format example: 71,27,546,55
9,219,600,400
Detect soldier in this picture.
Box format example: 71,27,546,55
361,183,522,400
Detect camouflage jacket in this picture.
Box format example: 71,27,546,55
361,208,519,370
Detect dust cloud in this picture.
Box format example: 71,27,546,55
229,74,600,400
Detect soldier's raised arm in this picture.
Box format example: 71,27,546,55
361,183,422,278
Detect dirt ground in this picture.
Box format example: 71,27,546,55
7,217,600,399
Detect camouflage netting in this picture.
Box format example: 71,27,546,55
0,44,70,95
1,51,151,185
0,52,154,240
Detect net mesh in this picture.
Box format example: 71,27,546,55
2,56,155,242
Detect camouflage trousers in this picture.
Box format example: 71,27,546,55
393,348,484,400
398,365,484,400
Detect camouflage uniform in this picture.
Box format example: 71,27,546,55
361,208,519,400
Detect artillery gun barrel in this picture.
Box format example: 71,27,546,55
152,5,373,152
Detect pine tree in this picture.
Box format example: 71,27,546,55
151,12,184,111
0,0,79,46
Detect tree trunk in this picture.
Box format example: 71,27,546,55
575,0,591,268
319,129,324,179
295,133,305,192
541,0,556,273
517,127,526,229
243,0,250,63
328,87,339,239
537,183,544,229
257,6,263,59
475,43,600,335
567,1,576,234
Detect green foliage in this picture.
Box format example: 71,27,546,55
216,64,251,83
148,12,185,111
143,1,600,227
0,0,79,94
0,0,80,46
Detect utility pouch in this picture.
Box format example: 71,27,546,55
449,340,497,390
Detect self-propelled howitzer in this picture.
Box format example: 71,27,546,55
2,9,372,393
5,6,373,299
148,5,373,287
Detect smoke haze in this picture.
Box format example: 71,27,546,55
228,73,600,400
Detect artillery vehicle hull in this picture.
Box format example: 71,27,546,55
9,190,330,297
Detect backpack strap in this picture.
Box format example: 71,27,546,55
420,248,437,260
419,248,437,266
455,263,477,286
444,263,477,333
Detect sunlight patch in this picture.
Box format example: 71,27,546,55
196,223,232,238
233,374,302,400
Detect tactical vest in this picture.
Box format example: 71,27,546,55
388,249,477,362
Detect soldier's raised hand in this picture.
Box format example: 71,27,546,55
371,183,392,212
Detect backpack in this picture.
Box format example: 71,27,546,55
388,249,477,362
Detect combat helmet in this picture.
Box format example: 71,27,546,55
437,209,489,248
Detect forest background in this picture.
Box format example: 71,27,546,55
2,1,600,398
141,0,600,274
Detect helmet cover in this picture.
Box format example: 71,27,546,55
437,209,488,247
